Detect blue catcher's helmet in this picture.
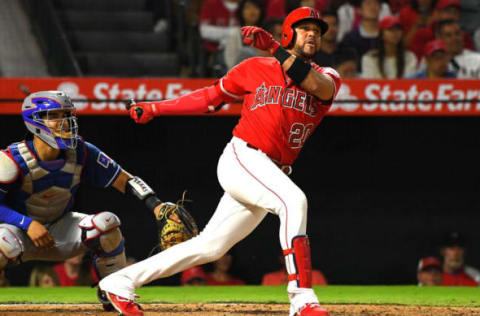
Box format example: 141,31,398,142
22,91,79,150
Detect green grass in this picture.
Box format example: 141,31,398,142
0,286,479,307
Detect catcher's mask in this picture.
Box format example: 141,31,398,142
22,90,79,150
281,7,329,48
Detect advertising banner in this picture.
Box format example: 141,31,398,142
0,78,479,116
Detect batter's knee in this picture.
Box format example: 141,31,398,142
0,226,24,270
78,212,124,255
283,189,308,217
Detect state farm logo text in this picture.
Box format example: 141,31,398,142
58,82,193,111
332,83,480,113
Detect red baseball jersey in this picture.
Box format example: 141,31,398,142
220,57,341,165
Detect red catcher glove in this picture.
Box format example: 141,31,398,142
128,102,155,124
241,26,280,54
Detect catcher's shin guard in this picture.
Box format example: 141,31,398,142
284,235,312,288
79,212,127,278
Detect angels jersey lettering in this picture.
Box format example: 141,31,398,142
220,57,341,165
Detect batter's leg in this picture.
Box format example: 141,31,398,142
218,137,324,316
99,192,267,300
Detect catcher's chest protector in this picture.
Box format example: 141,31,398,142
7,141,84,223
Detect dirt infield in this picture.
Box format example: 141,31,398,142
1,304,480,316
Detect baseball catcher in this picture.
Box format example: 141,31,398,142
0,90,195,313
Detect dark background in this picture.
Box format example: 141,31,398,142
2,114,480,286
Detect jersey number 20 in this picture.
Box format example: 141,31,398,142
289,123,314,149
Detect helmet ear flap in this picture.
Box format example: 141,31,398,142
286,31,297,49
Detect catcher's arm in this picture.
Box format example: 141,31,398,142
123,173,199,252
112,170,180,223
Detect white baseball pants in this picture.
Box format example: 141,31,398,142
99,137,315,311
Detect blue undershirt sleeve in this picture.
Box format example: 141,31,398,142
0,203,32,231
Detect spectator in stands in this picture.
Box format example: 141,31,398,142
361,15,417,78
181,266,208,286
409,40,456,78
439,232,480,286
224,0,265,70
263,18,283,43
313,10,339,67
53,252,98,286
409,0,474,60
435,19,480,78
206,253,245,285
333,46,358,78
265,0,329,20
389,0,411,13
29,266,59,287
398,0,438,47
0,270,10,287
340,0,383,70
200,0,240,75
417,256,443,286
262,252,327,286
336,0,391,42
255,18,284,58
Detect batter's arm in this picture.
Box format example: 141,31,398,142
240,26,337,101
127,85,234,123
279,55,336,101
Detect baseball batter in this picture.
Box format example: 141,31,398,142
0,91,176,311
99,7,341,316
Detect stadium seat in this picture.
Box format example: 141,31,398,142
75,52,180,77
50,0,178,76
52,0,147,11
68,31,168,53
58,11,154,32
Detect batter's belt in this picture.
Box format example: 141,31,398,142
246,143,292,175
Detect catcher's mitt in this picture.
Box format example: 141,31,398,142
155,194,198,252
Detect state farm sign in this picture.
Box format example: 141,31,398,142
0,78,479,116
332,80,480,115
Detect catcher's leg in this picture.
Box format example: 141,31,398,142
99,192,267,300
217,137,327,316
79,212,126,278
0,225,24,270
79,211,126,311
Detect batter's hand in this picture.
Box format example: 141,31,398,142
126,99,155,124
241,26,280,54
27,220,55,249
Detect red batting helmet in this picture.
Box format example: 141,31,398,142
281,7,329,48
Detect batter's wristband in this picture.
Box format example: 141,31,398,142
273,47,291,65
286,57,312,84
145,195,162,212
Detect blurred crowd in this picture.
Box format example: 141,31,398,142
179,0,480,79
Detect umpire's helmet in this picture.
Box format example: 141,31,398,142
22,91,79,150
281,7,329,48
